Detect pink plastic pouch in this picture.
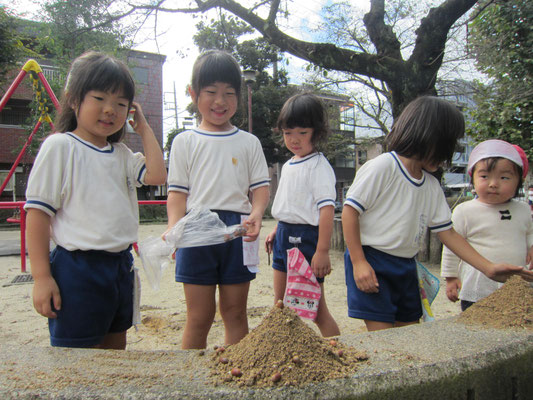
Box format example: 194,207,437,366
283,247,321,320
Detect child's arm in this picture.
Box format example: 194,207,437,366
166,191,188,231
26,209,61,318
341,206,379,293
438,228,533,282
265,223,278,254
129,102,167,186
311,205,334,279
242,185,269,242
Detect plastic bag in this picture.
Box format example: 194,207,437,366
416,261,440,322
138,207,247,290
165,207,247,248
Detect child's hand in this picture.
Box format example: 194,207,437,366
353,260,379,293
445,277,461,302
128,101,150,135
486,263,533,282
311,250,331,279
32,276,61,319
265,230,275,254
242,213,262,242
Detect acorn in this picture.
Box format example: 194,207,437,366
219,357,229,364
337,349,344,357
231,367,242,377
275,299,284,308
215,346,225,354
292,355,301,364
329,339,337,347
271,372,282,382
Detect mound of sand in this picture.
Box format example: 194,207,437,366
457,276,533,330
208,302,368,388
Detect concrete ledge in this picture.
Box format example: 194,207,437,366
1,317,532,399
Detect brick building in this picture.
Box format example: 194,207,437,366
0,49,166,201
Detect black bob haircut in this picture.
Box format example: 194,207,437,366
386,96,465,165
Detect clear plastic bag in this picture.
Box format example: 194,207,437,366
138,207,247,290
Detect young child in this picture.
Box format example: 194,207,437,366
25,51,167,349
342,96,533,332
265,93,340,337
441,139,533,311
166,50,270,349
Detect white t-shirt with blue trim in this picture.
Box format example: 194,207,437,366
24,133,146,252
271,152,336,226
167,127,270,214
344,151,451,258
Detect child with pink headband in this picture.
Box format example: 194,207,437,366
441,139,533,311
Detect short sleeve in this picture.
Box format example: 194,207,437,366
125,146,146,187
24,135,67,216
167,133,190,194
248,136,270,190
344,155,391,214
312,157,336,209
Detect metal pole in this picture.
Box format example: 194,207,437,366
247,83,253,133
173,81,178,130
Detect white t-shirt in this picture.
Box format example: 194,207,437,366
167,127,270,213
344,151,452,258
24,133,146,252
271,152,336,226
441,198,533,302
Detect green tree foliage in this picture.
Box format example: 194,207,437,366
38,0,133,68
0,7,26,86
467,0,533,157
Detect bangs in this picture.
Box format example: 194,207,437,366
84,59,135,101
196,54,241,95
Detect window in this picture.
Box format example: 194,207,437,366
131,66,149,85
358,149,367,165
0,99,31,126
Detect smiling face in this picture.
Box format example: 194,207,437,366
282,126,315,159
472,158,520,205
72,89,129,148
192,82,237,132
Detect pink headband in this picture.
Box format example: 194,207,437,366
467,139,529,179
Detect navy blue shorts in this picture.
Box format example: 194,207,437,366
175,210,256,285
344,246,422,323
48,245,134,348
272,221,324,283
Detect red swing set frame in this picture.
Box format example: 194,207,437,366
0,59,60,273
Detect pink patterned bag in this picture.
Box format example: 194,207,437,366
283,247,321,320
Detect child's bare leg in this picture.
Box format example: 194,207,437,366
394,320,419,328
95,331,127,350
364,320,394,331
218,282,250,345
182,283,216,349
314,283,340,337
273,269,287,303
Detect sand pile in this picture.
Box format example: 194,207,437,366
458,276,533,330
208,301,368,388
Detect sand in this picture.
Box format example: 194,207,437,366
0,219,461,350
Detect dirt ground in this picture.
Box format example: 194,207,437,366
0,219,461,350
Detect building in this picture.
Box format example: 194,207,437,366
0,49,166,202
